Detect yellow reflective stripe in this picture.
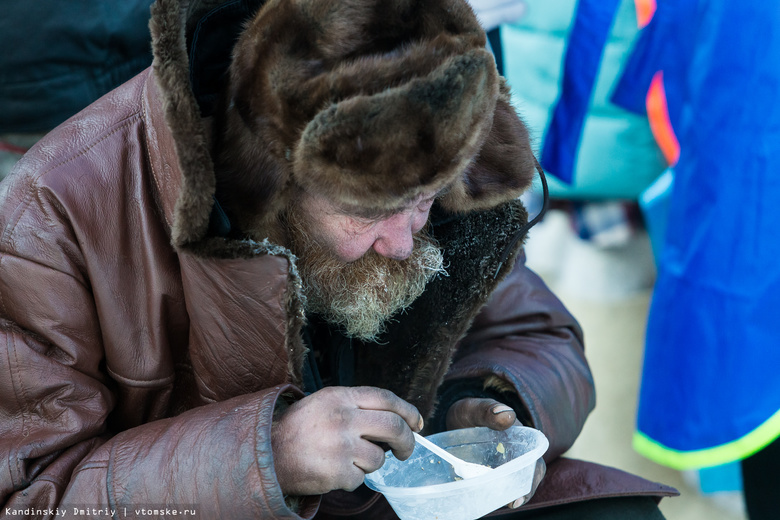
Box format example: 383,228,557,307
634,407,780,469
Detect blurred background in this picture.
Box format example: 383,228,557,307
474,0,780,518
524,216,746,520
2,0,777,518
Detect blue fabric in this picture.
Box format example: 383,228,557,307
698,462,742,494
611,1,696,130
540,0,621,183
638,168,674,263
500,0,665,199
630,0,780,460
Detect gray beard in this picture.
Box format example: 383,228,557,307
294,233,447,342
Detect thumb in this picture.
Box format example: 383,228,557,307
445,398,518,431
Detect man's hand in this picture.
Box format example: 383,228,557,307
447,397,544,509
271,386,423,496
445,397,520,431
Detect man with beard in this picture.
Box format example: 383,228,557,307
284,187,447,343
0,0,676,518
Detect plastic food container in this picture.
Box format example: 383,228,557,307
364,426,549,520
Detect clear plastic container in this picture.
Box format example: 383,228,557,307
364,426,549,520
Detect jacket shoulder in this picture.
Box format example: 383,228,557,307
0,71,155,276
7,70,150,185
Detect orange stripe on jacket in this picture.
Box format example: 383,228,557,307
646,71,680,165
634,0,657,28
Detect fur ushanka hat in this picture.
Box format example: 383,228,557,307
213,0,537,236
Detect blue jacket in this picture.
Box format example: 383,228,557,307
500,0,665,199
617,0,780,469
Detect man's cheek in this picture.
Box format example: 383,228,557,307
332,236,376,263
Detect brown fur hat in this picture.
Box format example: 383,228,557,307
214,0,536,236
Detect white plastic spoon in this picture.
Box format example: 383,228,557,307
413,432,493,479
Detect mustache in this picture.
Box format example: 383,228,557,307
286,208,447,342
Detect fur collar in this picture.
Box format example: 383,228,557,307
357,200,529,418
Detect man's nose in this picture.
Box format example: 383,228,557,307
372,212,415,260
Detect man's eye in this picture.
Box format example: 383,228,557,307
346,215,380,232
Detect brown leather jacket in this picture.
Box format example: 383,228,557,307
0,0,676,518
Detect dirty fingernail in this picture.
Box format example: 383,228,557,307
417,416,425,431
492,405,513,415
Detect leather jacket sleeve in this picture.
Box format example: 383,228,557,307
0,174,315,519
441,252,595,461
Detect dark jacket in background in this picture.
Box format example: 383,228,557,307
0,0,154,132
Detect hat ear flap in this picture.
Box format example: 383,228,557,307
439,95,536,213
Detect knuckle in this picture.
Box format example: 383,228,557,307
445,401,470,428
368,447,387,471
317,386,337,398
337,405,357,427
372,387,397,402
325,386,351,402
337,434,357,454
451,398,470,416
387,413,409,437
